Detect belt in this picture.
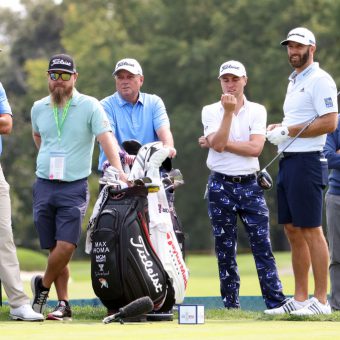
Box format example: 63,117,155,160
210,171,256,183
37,177,87,184
281,151,322,158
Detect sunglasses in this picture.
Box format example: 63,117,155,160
49,72,72,81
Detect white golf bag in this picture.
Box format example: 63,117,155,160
129,142,189,304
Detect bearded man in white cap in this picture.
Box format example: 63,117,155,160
265,27,338,315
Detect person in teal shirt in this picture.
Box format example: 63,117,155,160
30,54,126,321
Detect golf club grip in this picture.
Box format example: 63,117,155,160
103,296,154,324
120,296,154,318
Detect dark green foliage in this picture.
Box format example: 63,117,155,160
0,0,339,254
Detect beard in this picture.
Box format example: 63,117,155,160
289,49,309,69
49,83,73,106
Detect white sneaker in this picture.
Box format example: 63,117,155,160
290,297,332,316
264,297,309,315
10,304,44,321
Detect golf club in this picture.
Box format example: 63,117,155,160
257,113,319,190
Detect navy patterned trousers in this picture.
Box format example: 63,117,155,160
207,173,285,309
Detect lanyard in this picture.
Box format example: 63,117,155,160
53,99,71,142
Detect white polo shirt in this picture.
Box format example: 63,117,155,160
279,62,338,152
202,96,266,175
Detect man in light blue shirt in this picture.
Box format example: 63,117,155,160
98,58,176,171
30,54,127,321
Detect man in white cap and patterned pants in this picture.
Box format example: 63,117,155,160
199,60,286,310
265,27,338,315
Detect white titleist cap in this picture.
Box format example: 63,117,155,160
113,58,143,76
218,60,247,78
281,27,316,46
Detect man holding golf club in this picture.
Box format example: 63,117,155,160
199,60,286,310
265,27,338,315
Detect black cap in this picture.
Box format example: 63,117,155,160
48,53,76,73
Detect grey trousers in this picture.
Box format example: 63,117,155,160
325,192,340,310
0,165,29,308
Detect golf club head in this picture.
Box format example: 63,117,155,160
257,169,273,190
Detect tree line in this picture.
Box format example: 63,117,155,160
0,0,339,256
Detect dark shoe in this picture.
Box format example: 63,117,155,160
47,301,72,321
146,310,173,321
31,275,49,314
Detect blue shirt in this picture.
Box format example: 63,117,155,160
31,89,111,181
98,91,170,170
0,82,12,156
324,114,340,195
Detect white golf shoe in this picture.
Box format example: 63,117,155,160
10,304,44,321
290,297,331,316
264,297,309,315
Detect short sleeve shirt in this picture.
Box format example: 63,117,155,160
202,96,266,175
31,89,111,181
98,91,170,170
279,62,338,152
0,82,12,155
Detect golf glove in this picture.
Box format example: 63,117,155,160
266,126,289,145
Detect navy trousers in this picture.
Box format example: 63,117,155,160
207,173,285,309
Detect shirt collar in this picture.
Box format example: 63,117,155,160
288,62,319,83
116,91,144,107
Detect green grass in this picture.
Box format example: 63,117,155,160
185,251,310,297
1,251,339,339
16,248,47,271
0,306,339,340
13,250,315,300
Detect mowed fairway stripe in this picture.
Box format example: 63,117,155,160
0,320,339,340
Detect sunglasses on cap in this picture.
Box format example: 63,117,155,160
49,72,72,81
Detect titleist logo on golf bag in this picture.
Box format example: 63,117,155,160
130,236,163,293
90,186,175,312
